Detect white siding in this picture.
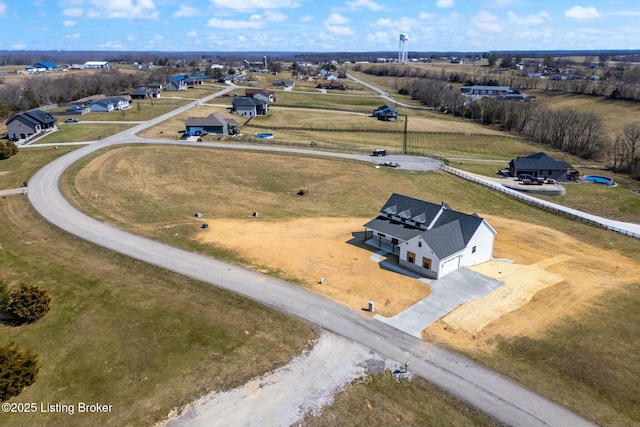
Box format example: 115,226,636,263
459,221,495,268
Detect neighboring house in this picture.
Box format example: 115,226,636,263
231,97,268,118
6,110,58,141
218,74,236,84
26,61,57,73
89,97,130,113
185,113,239,136
461,85,529,101
84,61,110,68
245,88,275,102
147,84,162,98
363,193,496,279
325,74,339,81
508,152,574,182
272,80,294,89
317,81,345,90
165,79,187,91
185,75,205,86
130,87,152,99
373,105,398,121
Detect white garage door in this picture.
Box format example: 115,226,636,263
440,256,461,277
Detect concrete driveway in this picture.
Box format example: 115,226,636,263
375,268,503,338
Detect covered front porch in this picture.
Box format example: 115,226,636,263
363,228,401,256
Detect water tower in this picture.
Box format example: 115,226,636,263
398,33,409,63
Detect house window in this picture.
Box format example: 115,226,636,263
422,257,432,270
472,246,477,253
407,251,415,264
418,241,422,248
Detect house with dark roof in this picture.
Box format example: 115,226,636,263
6,110,58,141
272,79,294,89
373,105,398,121
508,152,573,181
185,113,239,136
165,79,187,91
130,87,152,99
363,194,496,279
231,97,268,118
245,88,275,102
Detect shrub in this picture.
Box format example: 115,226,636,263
0,279,9,310
0,343,39,402
7,283,51,324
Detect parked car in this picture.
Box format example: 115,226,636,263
64,118,79,123
371,149,387,157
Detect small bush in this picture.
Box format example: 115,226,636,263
0,343,39,402
0,279,9,310
7,283,51,324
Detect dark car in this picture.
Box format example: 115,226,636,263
371,149,387,157
64,118,79,123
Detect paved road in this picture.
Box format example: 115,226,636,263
25,86,597,427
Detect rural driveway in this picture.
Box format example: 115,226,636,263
25,86,597,427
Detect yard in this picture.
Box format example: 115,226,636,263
64,145,640,426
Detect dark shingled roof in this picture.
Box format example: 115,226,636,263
365,193,491,259
510,152,571,171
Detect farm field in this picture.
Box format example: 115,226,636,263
0,196,316,427
65,145,640,425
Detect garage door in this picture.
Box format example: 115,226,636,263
440,256,461,277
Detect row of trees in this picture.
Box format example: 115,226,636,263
0,280,51,402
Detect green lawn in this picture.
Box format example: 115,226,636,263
34,123,135,144
0,145,79,190
0,196,316,427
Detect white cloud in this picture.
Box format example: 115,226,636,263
0,2,7,18
564,6,601,20
323,13,354,35
470,10,502,32
264,10,287,22
436,0,453,8
301,14,313,22
65,32,80,38
323,13,349,25
100,40,124,49
186,30,197,37
206,17,264,29
346,0,383,11
126,35,137,41
63,20,77,27
419,11,437,20
507,10,551,25
173,4,198,18
63,8,83,17
87,0,159,20
12,42,26,49
207,0,300,12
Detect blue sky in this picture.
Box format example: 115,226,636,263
2,0,640,52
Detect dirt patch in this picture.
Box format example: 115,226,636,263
424,215,640,344
195,211,638,345
196,217,431,317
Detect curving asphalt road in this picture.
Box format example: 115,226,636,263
26,85,597,427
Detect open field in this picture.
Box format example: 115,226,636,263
303,371,501,427
0,195,316,427
33,123,135,144
64,144,640,425
0,145,79,190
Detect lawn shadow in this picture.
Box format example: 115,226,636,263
0,310,23,326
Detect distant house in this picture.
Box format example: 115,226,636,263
165,79,187,91
185,113,239,136
508,152,574,181
26,61,57,73
84,61,110,68
6,110,58,141
89,97,130,113
363,194,496,279
373,105,398,121
245,88,275,102
461,85,529,101
218,74,236,84
130,87,152,99
231,97,268,118
272,80,294,89
317,81,345,90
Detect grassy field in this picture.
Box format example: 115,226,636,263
0,145,79,190
65,145,640,426
0,196,316,427
33,123,135,144
303,371,501,427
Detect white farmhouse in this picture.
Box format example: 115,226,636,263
364,193,496,279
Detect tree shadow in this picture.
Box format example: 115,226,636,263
0,310,23,326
